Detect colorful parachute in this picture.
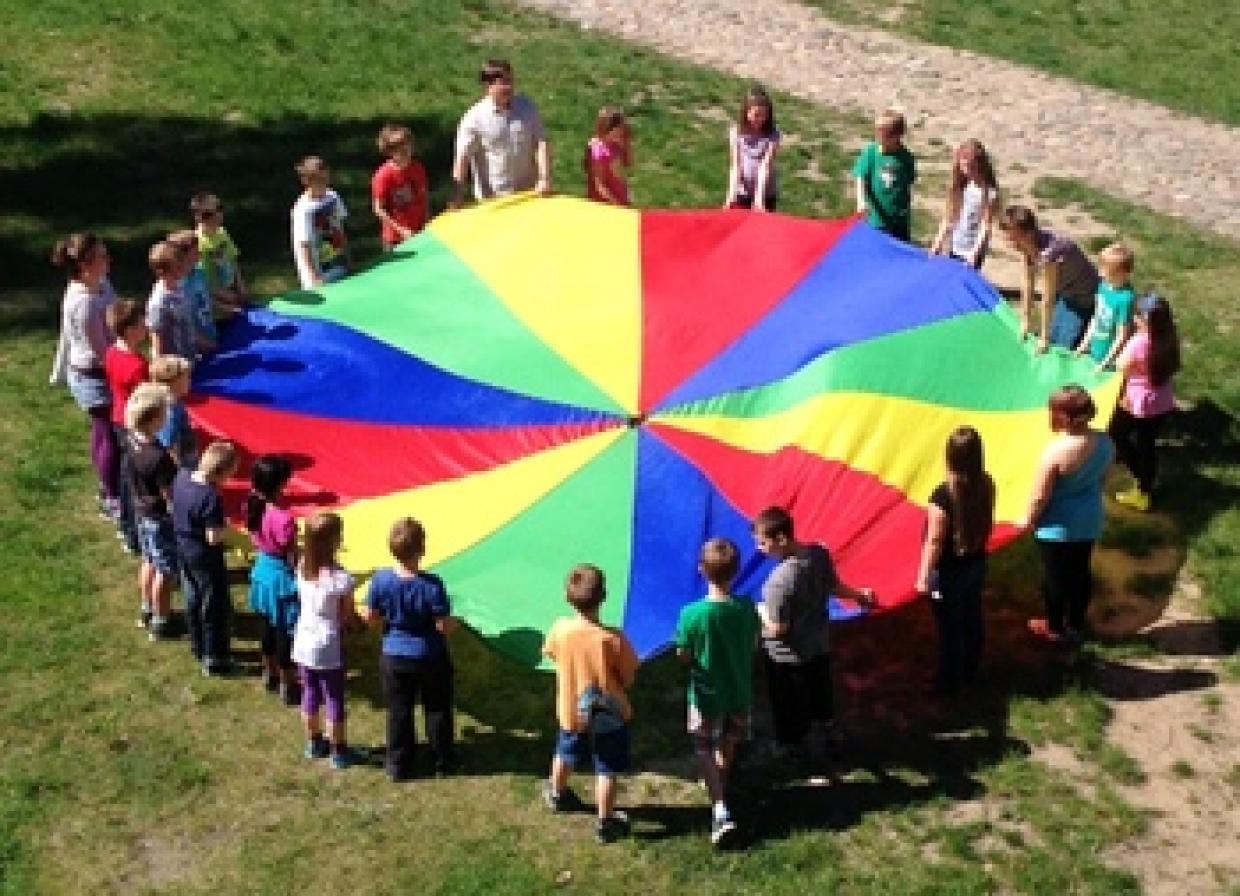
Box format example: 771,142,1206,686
190,195,1118,666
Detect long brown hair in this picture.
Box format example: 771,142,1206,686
301,511,343,580
945,426,994,554
737,86,776,135
1141,295,1181,387
50,232,103,280
946,139,998,220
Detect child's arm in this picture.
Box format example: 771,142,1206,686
753,139,779,212
1095,321,1131,372
723,133,740,207
589,155,623,205
372,196,411,244
967,193,998,267
535,139,552,196
929,209,952,255
1017,258,1035,341
1021,449,1059,530
914,503,948,595
1074,314,1098,356
854,176,869,215
298,242,322,287
836,580,876,609
434,615,458,635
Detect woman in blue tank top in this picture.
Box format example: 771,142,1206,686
1023,385,1114,643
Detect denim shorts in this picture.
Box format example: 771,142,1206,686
555,726,630,776
67,368,111,412
137,516,179,575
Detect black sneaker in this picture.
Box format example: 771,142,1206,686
711,811,738,848
542,779,576,812
595,811,630,844
264,673,279,694
136,611,152,630
280,682,301,707
304,736,330,760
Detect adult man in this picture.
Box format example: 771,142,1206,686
450,59,552,207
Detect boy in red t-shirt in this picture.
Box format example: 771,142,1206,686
104,298,150,553
371,124,429,250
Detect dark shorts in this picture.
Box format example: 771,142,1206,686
555,726,631,776
137,516,178,575
731,194,778,211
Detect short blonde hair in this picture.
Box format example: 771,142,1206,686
295,155,329,183
148,240,186,274
377,124,412,154
150,354,190,385
198,440,238,478
1098,242,1135,276
167,229,198,252
125,382,171,432
876,109,906,137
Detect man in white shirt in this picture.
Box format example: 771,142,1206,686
450,59,552,207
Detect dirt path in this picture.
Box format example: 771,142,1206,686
514,0,1240,240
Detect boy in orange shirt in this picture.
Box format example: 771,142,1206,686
541,564,638,843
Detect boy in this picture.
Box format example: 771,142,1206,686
752,507,875,760
291,156,349,289
997,205,1100,352
1075,242,1135,373
172,440,239,675
169,229,218,352
372,124,429,250
189,192,248,319
852,109,917,242
363,517,456,781
124,382,179,639
146,240,198,364
150,355,198,470
541,564,639,844
102,298,148,553
673,538,761,848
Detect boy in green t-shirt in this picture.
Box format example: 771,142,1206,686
1074,242,1135,373
673,537,761,848
852,109,917,242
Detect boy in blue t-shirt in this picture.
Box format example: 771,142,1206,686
1075,242,1135,373
364,516,457,781
673,538,761,848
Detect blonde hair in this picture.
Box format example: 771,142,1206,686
377,124,412,154
295,155,329,183
150,354,190,385
125,382,171,432
148,240,185,275
876,109,906,137
302,511,344,580
167,229,198,252
1098,242,1135,276
198,440,238,479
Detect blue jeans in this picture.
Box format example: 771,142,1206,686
112,423,139,552
930,558,986,689
181,551,231,666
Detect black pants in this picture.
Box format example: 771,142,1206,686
764,654,833,746
182,552,232,665
112,423,139,552
381,654,454,775
260,620,293,669
930,559,986,689
1109,408,1167,493
1036,539,1095,635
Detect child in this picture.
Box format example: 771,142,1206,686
292,511,366,769
1109,294,1181,511
914,427,995,695
291,156,349,289
1075,243,1136,372
246,454,301,704
364,517,457,781
724,87,779,212
48,232,118,520
190,192,248,318
123,382,179,639
146,240,197,364
673,538,761,848
103,299,149,553
998,205,1100,352
542,564,638,843
371,124,429,249
169,229,217,351
150,355,198,470
172,439,239,675
584,106,632,207
929,139,999,269
752,507,875,756
852,109,917,241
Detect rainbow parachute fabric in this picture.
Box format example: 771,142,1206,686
191,196,1118,667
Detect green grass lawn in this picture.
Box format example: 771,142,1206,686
1,1,1238,894
806,0,1240,125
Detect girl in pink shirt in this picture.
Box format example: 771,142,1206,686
1109,294,1180,511
584,106,632,206
246,453,301,702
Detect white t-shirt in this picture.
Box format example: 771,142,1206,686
290,189,348,289
950,183,996,257
291,566,355,670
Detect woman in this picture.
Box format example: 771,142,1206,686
1024,384,1114,642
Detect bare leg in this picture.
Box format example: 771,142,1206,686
328,719,346,751
550,754,573,793
596,774,617,820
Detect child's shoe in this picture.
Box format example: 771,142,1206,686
147,618,171,641
542,779,576,812
280,681,301,707
1114,487,1151,512
595,811,630,844
263,672,280,694
330,747,367,770
710,806,738,848
136,610,152,630
304,736,330,760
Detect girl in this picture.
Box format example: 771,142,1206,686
1109,294,1181,511
915,427,995,694
584,106,632,206
48,233,119,520
930,140,999,269
724,87,780,212
1024,385,1114,643
292,512,365,769
247,454,300,704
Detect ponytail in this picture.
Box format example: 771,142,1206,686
247,454,293,533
